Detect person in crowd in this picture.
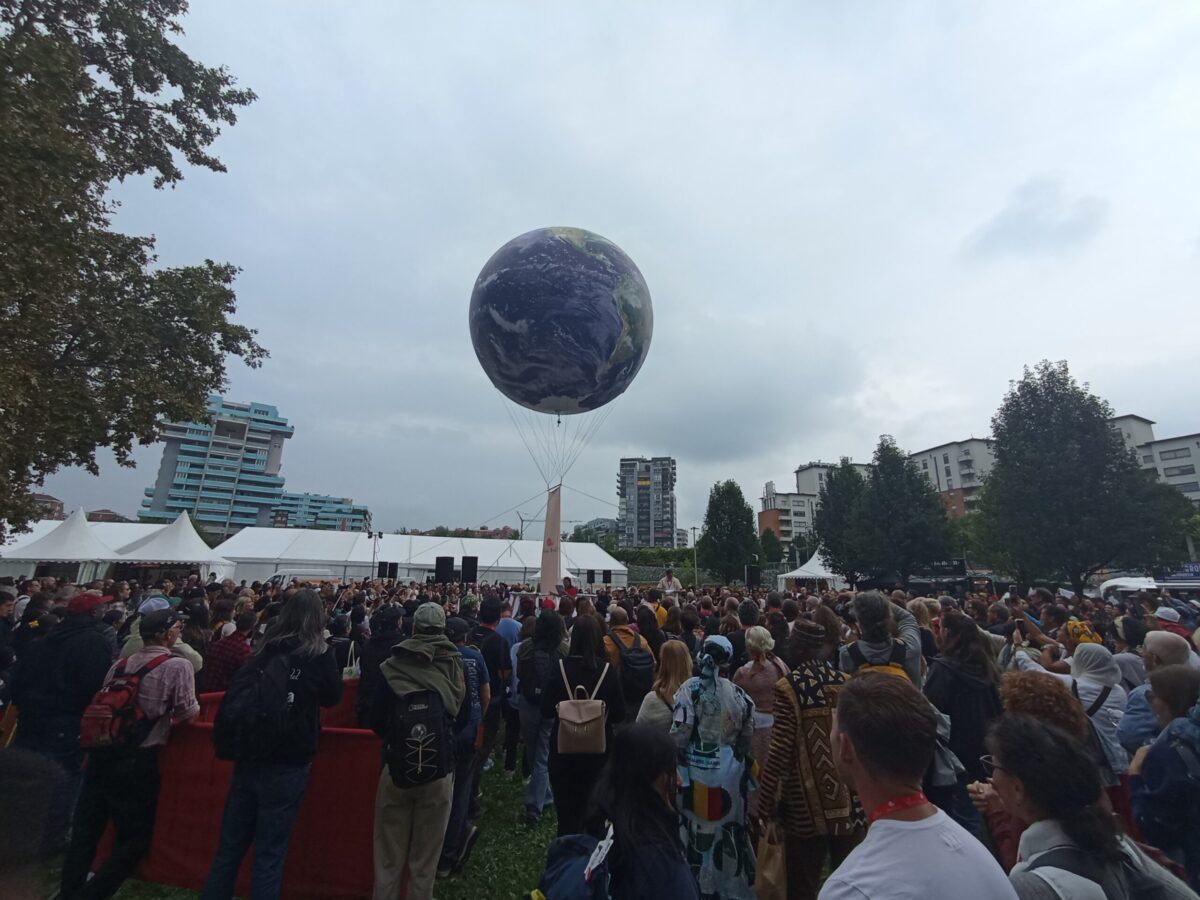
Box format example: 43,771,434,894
839,590,923,684
180,597,212,661
468,597,512,808
0,747,66,900
494,600,522,647
636,639,692,733
1129,664,1200,889
819,674,1017,900
439,615,489,875
662,604,683,642
367,602,465,899
724,598,761,672
732,624,789,828
679,605,703,657
541,614,625,837
514,610,564,827
657,568,683,596
591,723,699,899
985,715,1193,899
923,608,1003,835
1154,606,1194,641
356,605,404,728
636,603,667,661
1119,630,1192,754
1111,616,1148,694
10,592,52,659
671,634,757,899
200,610,256,694
61,609,199,900
120,596,203,673
202,590,343,900
760,621,865,900
327,614,354,669
10,591,114,839
907,598,940,663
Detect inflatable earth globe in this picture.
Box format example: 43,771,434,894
469,226,654,415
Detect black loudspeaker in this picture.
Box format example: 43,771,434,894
602,570,612,585
461,556,478,584
435,556,453,584
387,562,399,580
746,564,761,588
377,561,388,578
586,569,596,585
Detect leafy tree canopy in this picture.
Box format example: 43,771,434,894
697,480,761,584
0,1,262,537
760,527,783,564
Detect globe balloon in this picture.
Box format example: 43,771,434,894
469,226,653,415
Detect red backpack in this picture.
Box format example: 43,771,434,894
80,655,171,751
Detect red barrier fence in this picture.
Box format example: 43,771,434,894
106,678,380,898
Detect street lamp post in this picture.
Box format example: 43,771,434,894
691,526,699,587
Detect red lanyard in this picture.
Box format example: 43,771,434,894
867,791,928,824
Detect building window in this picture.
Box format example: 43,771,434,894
944,466,952,479
922,460,928,470
1164,465,1197,478
942,453,949,464
1142,454,1154,463
1160,447,1192,461
1172,481,1200,494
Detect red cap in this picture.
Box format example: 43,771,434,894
540,598,556,611
68,592,107,616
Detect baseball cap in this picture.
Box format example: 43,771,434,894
139,609,184,638
414,602,447,632
445,616,469,642
138,596,171,615
67,592,106,616
1155,606,1182,624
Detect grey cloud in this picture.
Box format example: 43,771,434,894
965,178,1107,259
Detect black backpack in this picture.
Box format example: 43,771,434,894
517,644,554,704
213,651,306,762
385,689,455,789
610,630,654,703
1025,845,1172,900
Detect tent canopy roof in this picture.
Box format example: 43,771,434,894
115,513,230,566
0,509,125,562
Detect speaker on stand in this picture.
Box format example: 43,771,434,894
435,556,454,584
461,556,479,584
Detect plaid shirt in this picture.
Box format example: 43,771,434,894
107,646,200,747
200,632,253,694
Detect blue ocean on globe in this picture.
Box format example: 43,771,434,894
469,227,654,415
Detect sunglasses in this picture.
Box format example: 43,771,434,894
979,755,1004,778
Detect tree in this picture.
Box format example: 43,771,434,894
760,527,783,564
976,361,1193,594
855,436,952,582
0,2,262,537
812,459,869,584
696,481,760,584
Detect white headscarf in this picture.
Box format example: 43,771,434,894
1070,642,1121,688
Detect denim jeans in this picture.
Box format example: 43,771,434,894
518,698,552,817
200,761,312,900
439,738,478,867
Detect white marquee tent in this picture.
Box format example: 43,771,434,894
0,509,126,582
213,527,627,586
114,513,233,578
776,549,847,591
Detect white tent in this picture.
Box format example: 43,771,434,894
214,527,627,586
115,512,233,579
776,549,847,591
0,509,125,581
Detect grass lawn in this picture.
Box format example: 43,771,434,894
74,761,556,899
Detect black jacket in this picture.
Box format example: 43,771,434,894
356,628,402,727
252,640,343,764
540,655,626,759
923,656,1002,783
11,616,113,720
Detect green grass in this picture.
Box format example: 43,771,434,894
59,754,555,899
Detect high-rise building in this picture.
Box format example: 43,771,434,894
1111,415,1200,506
274,492,371,532
910,438,996,518
616,457,677,549
676,528,689,548
141,396,294,537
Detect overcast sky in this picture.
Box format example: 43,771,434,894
44,2,1200,541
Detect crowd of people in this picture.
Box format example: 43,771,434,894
2,569,1200,900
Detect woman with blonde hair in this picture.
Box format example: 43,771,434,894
733,625,790,827
636,640,693,732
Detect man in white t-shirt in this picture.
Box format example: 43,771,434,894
819,673,1017,900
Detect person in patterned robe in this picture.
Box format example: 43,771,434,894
758,620,865,900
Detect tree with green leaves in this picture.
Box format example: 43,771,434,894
976,361,1194,594
812,460,869,584
0,1,262,538
696,480,760,584
760,527,783,564
855,436,952,582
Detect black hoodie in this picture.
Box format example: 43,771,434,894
11,615,113,721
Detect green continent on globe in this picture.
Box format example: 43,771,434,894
469,226,654,415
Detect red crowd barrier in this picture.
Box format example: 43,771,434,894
102,678,381,898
